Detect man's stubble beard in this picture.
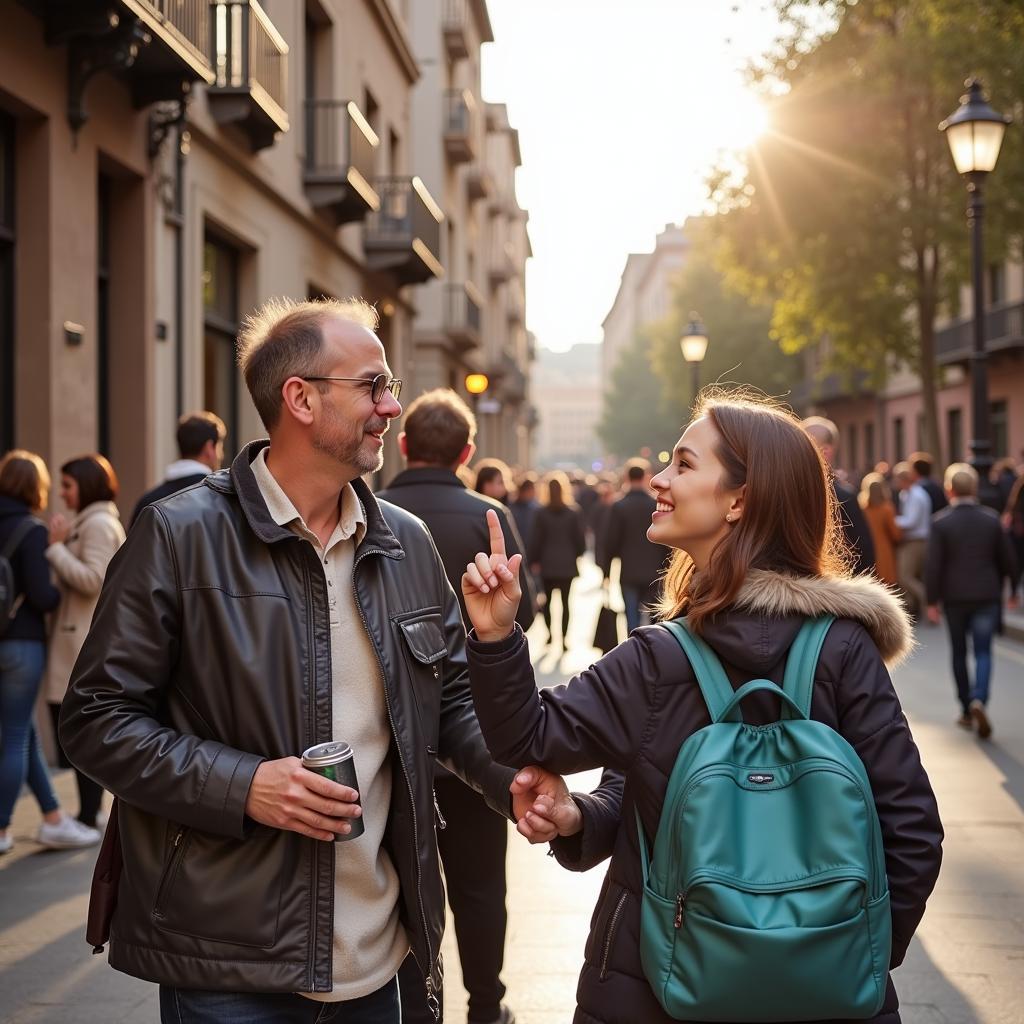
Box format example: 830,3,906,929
313,404,385,476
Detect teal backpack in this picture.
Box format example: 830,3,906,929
636,616,891,1022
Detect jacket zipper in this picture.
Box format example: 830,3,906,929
152,826,188,917
433,790,447,831
300,554,322,992
352,546,438,1020
600,890,629,979
674,891,686,929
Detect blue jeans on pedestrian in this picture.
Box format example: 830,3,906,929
0,638,60,829
159,976,401,1024
622,583,657,633
943,601,1000,713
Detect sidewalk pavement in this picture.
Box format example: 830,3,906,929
2,558,1023,1022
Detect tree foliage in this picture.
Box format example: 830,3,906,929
710,0,1024,462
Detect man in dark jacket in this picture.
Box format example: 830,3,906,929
803,417,875,575
59,298,523,1024
925,463,1019,738
378,388,534,1024
129,410,226,526
909,452,948,515
599,460,668,631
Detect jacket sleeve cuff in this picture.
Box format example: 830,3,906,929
467,623,527,662
195,748,266,839
548,792,610,872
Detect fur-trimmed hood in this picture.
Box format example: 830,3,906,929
727,569,914,668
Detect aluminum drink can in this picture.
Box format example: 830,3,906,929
301,741,364,842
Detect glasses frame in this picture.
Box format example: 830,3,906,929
301,373,403,404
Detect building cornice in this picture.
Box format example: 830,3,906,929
471,0,495,43
369,0,420,85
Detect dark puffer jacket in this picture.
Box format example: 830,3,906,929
468,570,943,1024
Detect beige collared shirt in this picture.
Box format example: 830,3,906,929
251,448,408,1001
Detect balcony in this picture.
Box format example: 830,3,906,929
506,285,525,325
489,239,515,287
208,0,288,152
443,90,476,165
935,300,1024,365
364,177,444,286
465,165,493,202
491,350,527,402
304,100,379,223
442,0,470,60
25,1,214,130
444,283,483,351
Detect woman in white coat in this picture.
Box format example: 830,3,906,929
45,454,125,829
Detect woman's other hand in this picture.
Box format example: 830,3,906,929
510,765,583,843
49,514,70,545
461,509,522,642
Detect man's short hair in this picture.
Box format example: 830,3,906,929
624,457,650,483
402,389,476,467
909,452,934,478
237,297,379,430
944,462,978,496
177,411,227,459
800,415,840,450
893,461,913,481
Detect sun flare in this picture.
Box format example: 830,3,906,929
711,88,771,152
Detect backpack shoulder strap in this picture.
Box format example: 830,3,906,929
781,616,836,719
661,618,737,723
1,517,39,561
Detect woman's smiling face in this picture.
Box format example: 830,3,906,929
647,417,744,568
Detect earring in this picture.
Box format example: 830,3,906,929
726,514,734,523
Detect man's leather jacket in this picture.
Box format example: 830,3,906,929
59,441,514,1007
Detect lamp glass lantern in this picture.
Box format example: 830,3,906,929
939,79,1010,175
465,372,489,395
680,313,708,364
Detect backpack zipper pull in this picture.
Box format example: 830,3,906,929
674,892,686,929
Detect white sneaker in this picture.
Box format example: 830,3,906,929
37,816,101,849
0,834,12,855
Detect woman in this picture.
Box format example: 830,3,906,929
860,471,902,586
528,472,586,652
44,454,125,831
474,458,512,503
461,394,942,1024
0,451,99,852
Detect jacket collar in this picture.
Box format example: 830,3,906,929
728,569,914,667
384,467,465,490
74,501,121,526
209,440,404,558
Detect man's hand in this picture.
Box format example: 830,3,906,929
926,604,941,625
510,766,582,844
462,509,523,642
244,757,361,841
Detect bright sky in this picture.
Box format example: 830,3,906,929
482,0,783,352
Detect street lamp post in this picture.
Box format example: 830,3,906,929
939,78,1011,484
680,312,709,403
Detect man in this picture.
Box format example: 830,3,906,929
926,463,1019,738
599,459,668,631
130,411,226,526
801,416,875,576
893,460,932,618
59,298,523,1024
378,389,535,1024
508,474,540,554
909,452,948,515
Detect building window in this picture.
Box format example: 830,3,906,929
0,113,14,452
947,408,963,463
847,423,858,474
97,173,112,456
202,234,240,456
893,417,905,462
864,421,875,468
987,264,1005,306
915,412,927,453
990,399,1008,459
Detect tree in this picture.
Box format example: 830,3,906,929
710,0,1024,464
597,330,681,460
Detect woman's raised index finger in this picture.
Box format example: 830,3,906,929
486,508,506,557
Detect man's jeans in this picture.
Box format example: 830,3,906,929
943,601,1000,713
159,976,400,1024
622,584,657,633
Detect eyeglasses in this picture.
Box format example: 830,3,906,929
301,373,403,404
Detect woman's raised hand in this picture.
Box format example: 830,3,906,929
461,509,523,642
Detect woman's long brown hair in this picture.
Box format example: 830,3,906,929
657,392,850,632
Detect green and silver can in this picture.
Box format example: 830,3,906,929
301,741,364,842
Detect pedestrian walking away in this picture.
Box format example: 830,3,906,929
893,461,932,618
925,463,1020,739
460,393,943,1024
859,472,902,586
58,297,525,1024
0,450,100,854
130,411,226,527
44,453,125,831
378,387,535,1024
598,459,669,631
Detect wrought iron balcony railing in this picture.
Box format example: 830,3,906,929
364,177,444,286
304,100,379,223
935,300,1024,365
442,0,470,60
443,90,476,164
445,283,483,350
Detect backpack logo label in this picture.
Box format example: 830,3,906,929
748,773,774,784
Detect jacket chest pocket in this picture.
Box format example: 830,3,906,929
394,608,446,754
